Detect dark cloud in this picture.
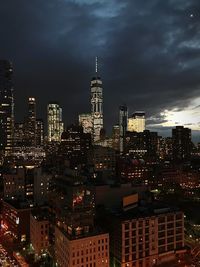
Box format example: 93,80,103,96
146,114,168,125
1,0,200,138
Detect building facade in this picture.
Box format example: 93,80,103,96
0,60,14,156
36,119,44,146
30,211,49,256
106,206,184,267
128,112,145,133
112,125,120,151
47,102,64,142
59,125,92,168
125,130,158,159
55,227,109,267
1,200,31,242
87,145,116,173
79,113,93,134
14,122,24,147
119,105,128,153
53,173,110,267
172,126,191,161
3,167,51,206
91,61,103,142
25,97,36,146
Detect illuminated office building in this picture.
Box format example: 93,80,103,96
47,102,64,142
128,111,145,132
119,105,128,153
0,60,14,156
79,113,93,134
91,58,103,142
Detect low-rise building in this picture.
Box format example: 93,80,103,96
3,166,51,206
55,225,109,267
30,210,49,257
1,199,32,242
52,171,110,267
103,200,185,267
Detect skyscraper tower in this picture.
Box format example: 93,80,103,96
47,102,64,142
0,60,14,156
27,97,36,146
119,105,128,153
91,57,103,142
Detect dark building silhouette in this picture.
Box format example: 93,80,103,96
53,172,109,267
119,105,128,153
172,126,191,161
58,125,92,168
112,124,120,151
125,130,158,159
14,122,24,147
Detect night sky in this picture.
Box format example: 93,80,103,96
1,0,200,140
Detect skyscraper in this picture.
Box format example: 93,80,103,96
91,57,103,142
128,111,145,132
36,119,44,146
24,97,36,146
119,105,128,153
0,60,14,156
47,102,64,142
14,122,24,147
112,125,120,151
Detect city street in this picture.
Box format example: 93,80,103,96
0,243,19,267
0,229,28,267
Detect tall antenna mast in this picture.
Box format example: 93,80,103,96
95,56,98,74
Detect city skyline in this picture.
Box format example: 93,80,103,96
1,2,200,267
1,1,200,141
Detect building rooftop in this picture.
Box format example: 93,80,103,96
110,202,181,221
3,198,33,210
56,224,107,241
31,208,49,221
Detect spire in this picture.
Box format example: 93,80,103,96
95,56,98,75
